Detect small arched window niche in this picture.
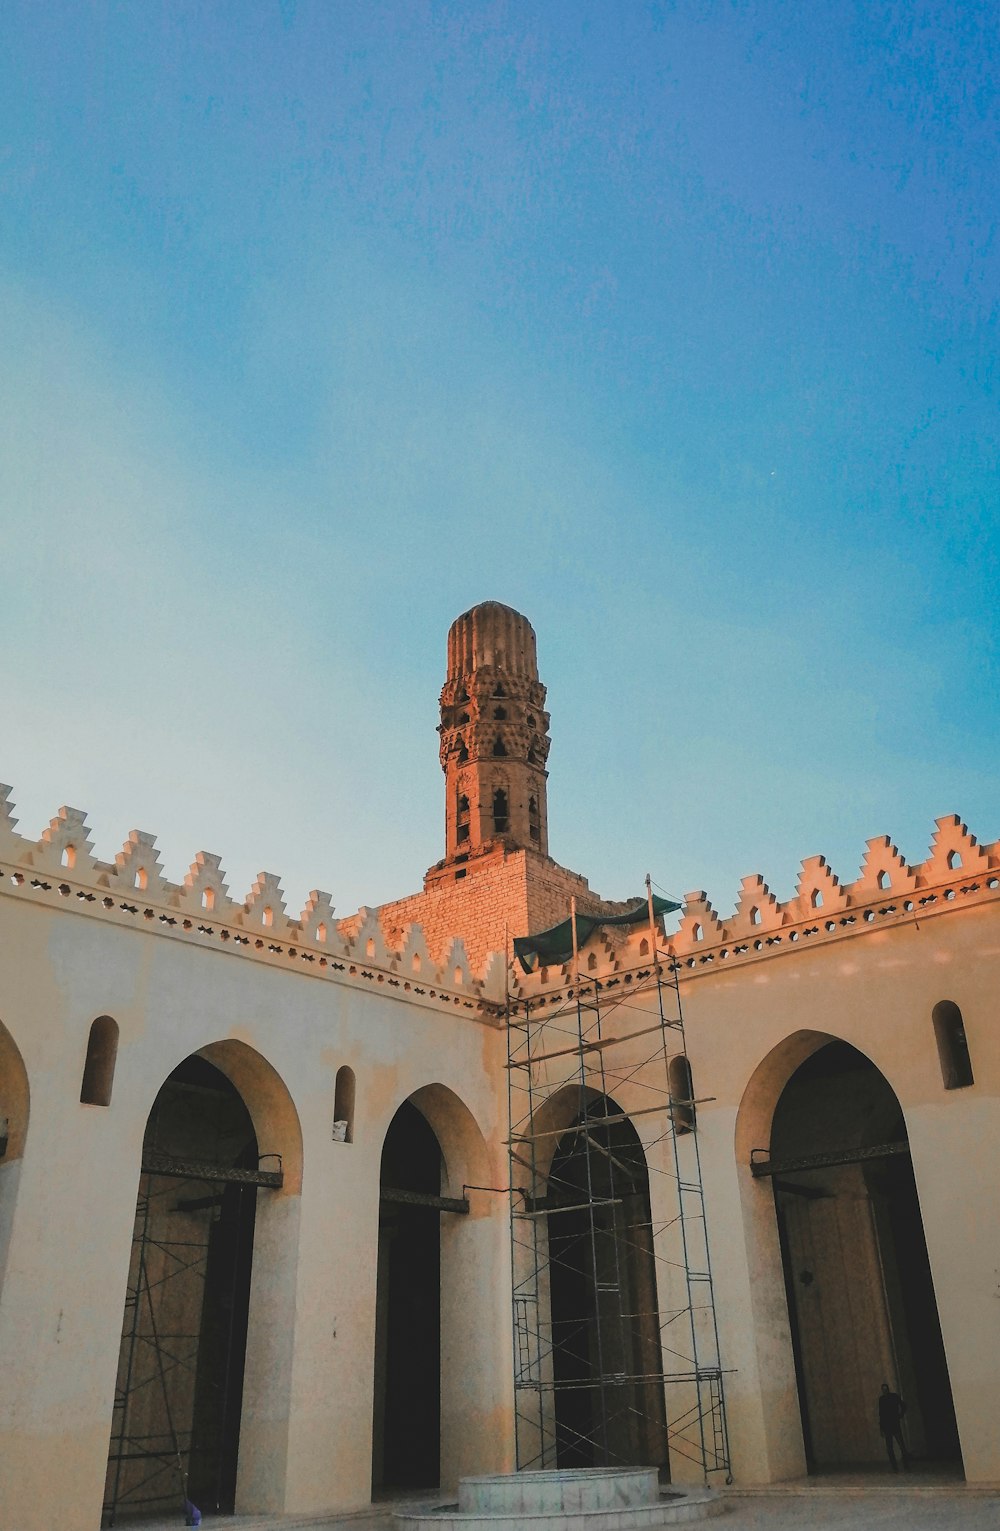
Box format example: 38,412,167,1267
493,788,510,835
933,1001,974,1090
80,1016,119,1107
668,1054,695,1134
333,1066,356,1143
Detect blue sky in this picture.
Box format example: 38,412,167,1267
2,1,997,927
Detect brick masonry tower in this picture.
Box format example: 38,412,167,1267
369,602,627,970
437,601,551,866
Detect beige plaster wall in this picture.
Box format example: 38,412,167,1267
683,895,1000,1484
0,889,512,1531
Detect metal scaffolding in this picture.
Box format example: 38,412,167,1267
103,1152,281,1527
506,881,731,1482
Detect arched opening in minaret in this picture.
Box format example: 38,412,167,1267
492,737,507,757
546,1095,666,1472
492,788,510,835
769,1040,960,1471
373,1101,442,1490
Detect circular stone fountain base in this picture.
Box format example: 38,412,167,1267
393,1468,723,1531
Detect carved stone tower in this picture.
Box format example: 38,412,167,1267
437,602,551,867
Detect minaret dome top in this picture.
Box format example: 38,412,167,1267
446,601,538,682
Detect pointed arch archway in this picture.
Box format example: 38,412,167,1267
372,1083,493,1493
104,1039,303,1524
511,1082,666,1473
0,1018,30,1297
736,1031,961,1473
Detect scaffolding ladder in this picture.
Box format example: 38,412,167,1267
506,881,731,1482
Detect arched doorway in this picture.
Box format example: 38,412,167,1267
763,1040,960,1470
0,1018,30,1296
373,1100,443,1490
546,1094,665,1471
104,1053,286,1525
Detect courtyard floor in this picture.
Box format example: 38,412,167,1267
124,1472,1000,1531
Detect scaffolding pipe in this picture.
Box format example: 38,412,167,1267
506,878,732,1483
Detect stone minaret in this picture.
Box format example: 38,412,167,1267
437,602,551,865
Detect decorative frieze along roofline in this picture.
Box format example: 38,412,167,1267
3,787,995,1017
511,815,1000,1003
0,785,506,1020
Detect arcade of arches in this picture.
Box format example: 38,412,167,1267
88,1032,973,1517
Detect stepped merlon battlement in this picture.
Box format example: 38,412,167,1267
0,784,507,1012
3,786,996,1008
511,814,1000,996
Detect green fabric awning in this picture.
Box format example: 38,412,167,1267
513,893,681,974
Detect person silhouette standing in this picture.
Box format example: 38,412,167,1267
878,1382,910,1471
